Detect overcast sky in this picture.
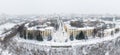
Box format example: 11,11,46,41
0,0,120,15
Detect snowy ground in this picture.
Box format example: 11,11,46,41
1,23,120,55
0,48,12,55
0,22,16,34
0,31,119,55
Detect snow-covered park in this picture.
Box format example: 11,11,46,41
0,15,120,55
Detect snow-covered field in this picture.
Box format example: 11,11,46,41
0,23,16,34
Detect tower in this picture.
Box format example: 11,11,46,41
52,15,69,42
